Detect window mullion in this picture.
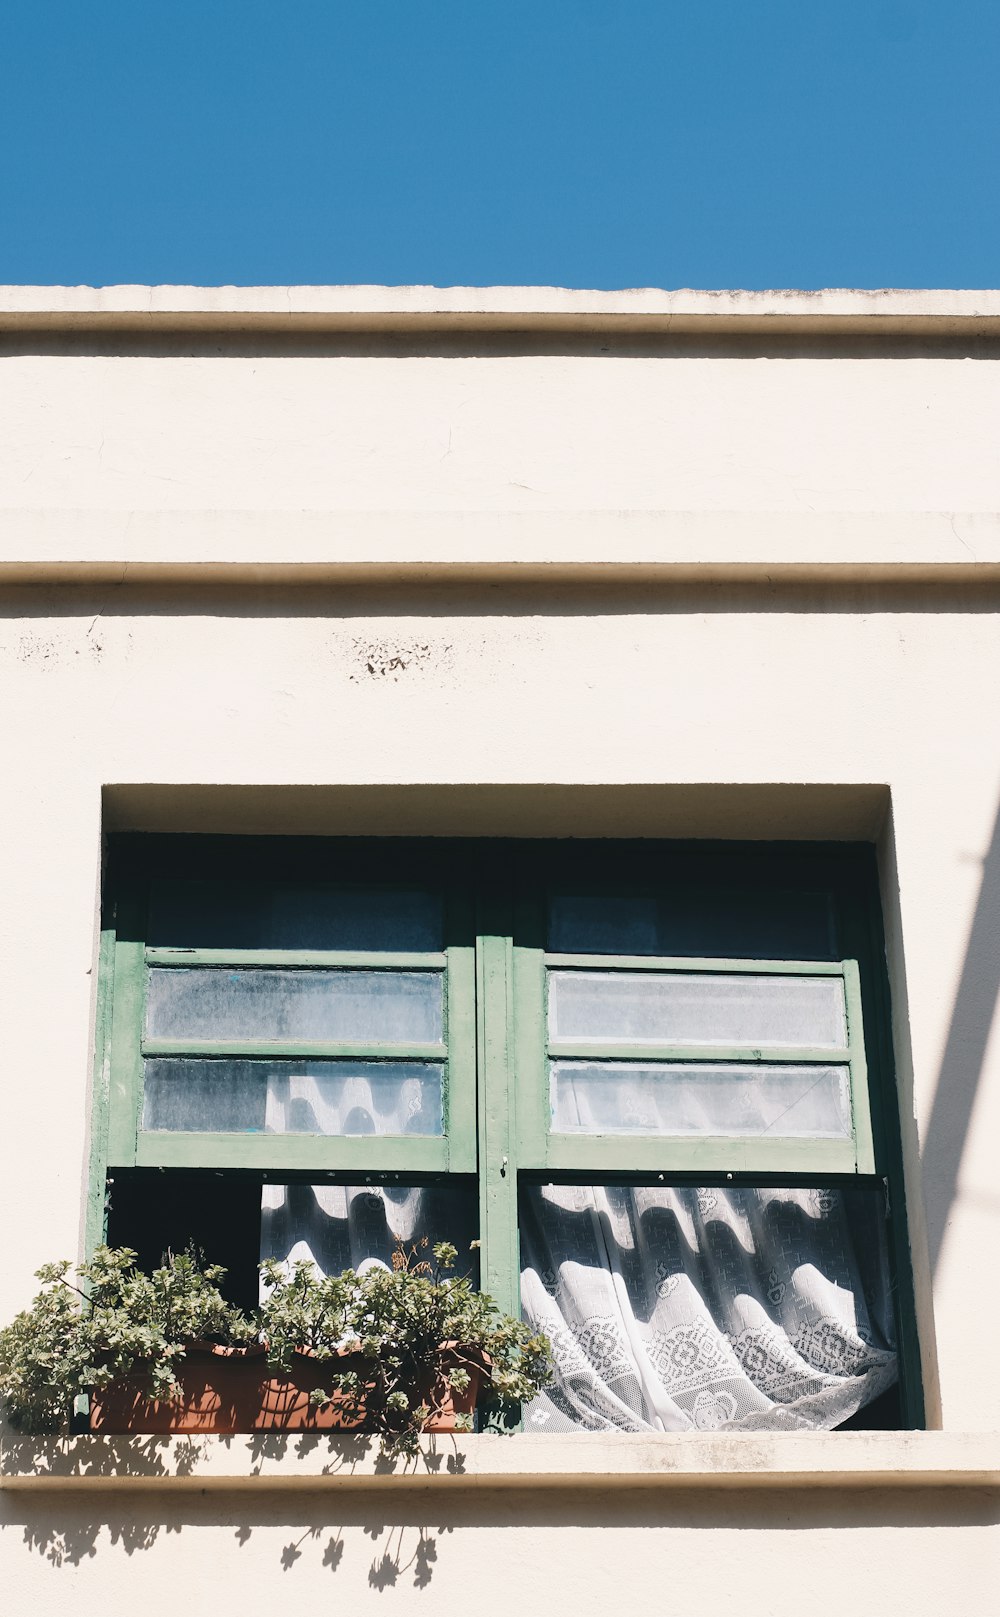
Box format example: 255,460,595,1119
476,912,519,1319
843,958,876,1173
106,921,146,1170
513,940,548,1166
443,886,478,1172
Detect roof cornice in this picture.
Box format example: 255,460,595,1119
1,285,1000,336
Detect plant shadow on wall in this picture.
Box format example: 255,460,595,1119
274,1506,453,1588
243,1431,470,1587
6,1482,1000,1588
5,1431,468,1586
1,1243,547,1587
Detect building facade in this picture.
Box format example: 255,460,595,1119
1,286,999,1611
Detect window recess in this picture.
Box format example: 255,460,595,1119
93,836,921,1433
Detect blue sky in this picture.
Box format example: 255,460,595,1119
1,1,997,289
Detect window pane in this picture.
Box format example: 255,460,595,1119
551,1060,853,1138
548,970,847,1049
548,889,835,960
148,879,443,951
520,1183,897,1433
146,967,444,1044
260,1182,479,1285
142,1058,444,1135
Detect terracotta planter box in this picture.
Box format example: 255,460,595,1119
258,1346,482,1431
88,1345,269,1435
88,1344,484,1436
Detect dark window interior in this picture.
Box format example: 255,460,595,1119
105,1170,264,1312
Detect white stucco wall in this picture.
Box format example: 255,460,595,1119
1,291,998,1611
3,340,1000,518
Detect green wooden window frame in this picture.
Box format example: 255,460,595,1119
512,953,873,1177
104,899,477,1179
89,835,924,1428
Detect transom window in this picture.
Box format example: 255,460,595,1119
94,836,921,1432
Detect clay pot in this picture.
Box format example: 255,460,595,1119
88,1344,268,1435
256,1344,484,1431
88,1344,485,1435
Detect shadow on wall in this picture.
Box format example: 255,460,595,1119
4,330,1000,364
1,1433,465,1588
923,797,1000,1274
4,1474,999,1588
5,580,1000,627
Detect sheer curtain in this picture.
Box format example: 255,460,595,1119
260,1182,478,1295
262,1065,442,1137
520,1184,897,1433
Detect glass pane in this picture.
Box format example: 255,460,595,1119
548,889,835,960
261,1182,479,1285
146,966,444,1044
148,879,443,951
142,1058,444,1135
548,970,847,1049
551,1060,853,1138
519,1183,896,1433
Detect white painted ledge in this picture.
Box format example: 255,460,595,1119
0,285,998,334
3,510,1000,584
2,1431,997,1491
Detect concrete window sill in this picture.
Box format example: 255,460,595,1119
2,1431,998,1492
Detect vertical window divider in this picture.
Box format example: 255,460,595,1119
512,892,548,1167
106,893,146,1170
444,884,478,1174
843,957,875,1173
475,885,519,1321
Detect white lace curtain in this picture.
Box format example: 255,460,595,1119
259,1182,475,1293
520,1184,898,1433
260,1180,897,1432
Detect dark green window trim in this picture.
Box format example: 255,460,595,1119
89,834,924,1429
104,872,476,1178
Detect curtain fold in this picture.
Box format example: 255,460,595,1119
520,1184,897,1433
259,1182,478,1297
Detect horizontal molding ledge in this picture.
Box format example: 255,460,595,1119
2,1431,998,1491
2,286,1000,335
2,510,1000,585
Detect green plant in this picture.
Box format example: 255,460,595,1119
260,1239,550,1457
0,1242,550,1450
0,1246,255,1434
